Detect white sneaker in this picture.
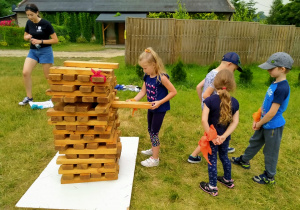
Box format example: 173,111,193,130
141,156,159,167
141,148,153,156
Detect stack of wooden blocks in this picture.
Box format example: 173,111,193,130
46,61,122,184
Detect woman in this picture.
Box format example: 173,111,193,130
19,4,58,105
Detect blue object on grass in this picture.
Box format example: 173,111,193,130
31,104,43,110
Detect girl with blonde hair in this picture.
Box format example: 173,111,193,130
199,69,239,196
128,47,177,167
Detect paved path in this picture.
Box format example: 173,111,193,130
0,49,125,58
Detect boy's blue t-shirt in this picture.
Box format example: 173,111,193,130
143,74,170,113
261,80,290,129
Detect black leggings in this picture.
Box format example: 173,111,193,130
147,111,166,147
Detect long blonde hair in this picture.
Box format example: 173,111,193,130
138,47,166,82
214,69,236,125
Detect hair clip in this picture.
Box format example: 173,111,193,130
222,87,227,90
145,49,151,53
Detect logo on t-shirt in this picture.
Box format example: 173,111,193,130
36,26,42,33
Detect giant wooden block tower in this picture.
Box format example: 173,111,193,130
46,61,151,184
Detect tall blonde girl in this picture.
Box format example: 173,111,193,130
200,69,239,196
129,47,177,167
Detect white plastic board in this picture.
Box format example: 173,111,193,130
16,137,139,210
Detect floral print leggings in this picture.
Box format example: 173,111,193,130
147,111,166,147
208,138,232,187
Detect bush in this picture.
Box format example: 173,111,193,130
239,66,253,85
76,36,88,43
135,64,144,79
207,61,219,73
0,26,25,46
52,24,69,37
171,59,187,82
57,36,67,45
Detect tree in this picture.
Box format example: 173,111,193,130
0,0,19,17
267,0,300,26
266,0,284,24
231,0,258,21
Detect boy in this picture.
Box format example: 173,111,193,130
231,52,293,184
188,52,243,163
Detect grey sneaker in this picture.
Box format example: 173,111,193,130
228,147,235,153
141,148,153,156
141,156,159,167
19,97,33,106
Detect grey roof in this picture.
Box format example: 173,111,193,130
14,0,235,13
96,13,147,22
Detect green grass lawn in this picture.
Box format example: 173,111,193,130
0,54,300,210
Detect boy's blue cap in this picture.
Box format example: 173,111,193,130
222,52,243,72
259,52,294,70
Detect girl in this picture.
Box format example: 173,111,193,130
19,4,58,105
130,47,177,167
199,69,239,196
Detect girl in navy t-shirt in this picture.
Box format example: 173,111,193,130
129,47,177,167
199,70,239,196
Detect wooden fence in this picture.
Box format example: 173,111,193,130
125,18,300,66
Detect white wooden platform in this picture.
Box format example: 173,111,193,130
16,137,139,210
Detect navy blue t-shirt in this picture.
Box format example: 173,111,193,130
25,19,55,49
204,94,239,137
144,74,170,113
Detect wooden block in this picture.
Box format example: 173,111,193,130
82,96,96,103
70,134,81,140
95,103,110,114
105,172,117,179
64,104,76,113
63,74,76,81
91,163,102,168
79,154,89,159
55,145,68,151
62,85,76,92
111,101,152,109
51,95,64,102
49,73,62,81
97,96,110,104
56,125,66,130
61,174,74,180
76,103,92,112
61,164,74,170
80,86,93,93
91,173,102,179
94,86,108,93
64,116,76,122
54,134,67,140
104,163,116,169
74,144,85,150
94,125,106,132
50,84,63,92
77,75,90,82
97,115,109,121
66,154,77,159
105,154,117,159
64,96,79,103
77,116,89,122
54,102,66,111
64,61,119,69
91,77,105,83
80,173,90,180
95,154,105,158
83,134,95,141
66,125,77,131
51,116,63,122
77,164,88,169
86,143,98,149
77,125,89,132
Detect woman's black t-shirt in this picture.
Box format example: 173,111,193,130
25,19,55,49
